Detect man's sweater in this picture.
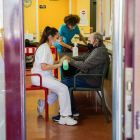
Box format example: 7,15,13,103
70,43,110,87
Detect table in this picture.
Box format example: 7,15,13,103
74,34,107,41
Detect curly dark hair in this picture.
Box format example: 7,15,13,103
64,14,80,26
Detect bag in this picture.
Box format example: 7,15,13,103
25,39,38,47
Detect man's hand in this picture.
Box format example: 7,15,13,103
66,56,72,63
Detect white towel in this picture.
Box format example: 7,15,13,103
47,91,58,106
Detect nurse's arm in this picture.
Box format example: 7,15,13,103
79,33,88,45
41,63,61,71
41,55,67,70
59,36,73,50
54,60,60,64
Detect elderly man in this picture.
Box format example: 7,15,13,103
52,32,110,121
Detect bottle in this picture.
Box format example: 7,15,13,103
63,59,69,70
81,28,84,35
73,42,78,56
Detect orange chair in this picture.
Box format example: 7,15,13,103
26,47,58,122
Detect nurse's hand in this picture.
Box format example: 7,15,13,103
71,47,73,51
60,55,67,66
69,46,73,51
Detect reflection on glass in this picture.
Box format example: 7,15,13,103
0,0,6,140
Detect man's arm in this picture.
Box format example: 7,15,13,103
70,53,87,61
69,50,106,72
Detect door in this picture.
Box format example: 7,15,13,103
90,0,96,32
124,0,140,139
124,0,134,139
2,0,26,140
0,0,5,139
132,0,140,139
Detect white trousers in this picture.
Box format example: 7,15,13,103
47,91,58,106
31,75,72,116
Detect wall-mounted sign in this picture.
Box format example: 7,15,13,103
80,10,87,20
39,5,46,9
79,10,88,26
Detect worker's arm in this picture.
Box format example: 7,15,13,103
59,36,73,50
79,33,88,45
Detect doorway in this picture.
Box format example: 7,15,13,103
90,0,97,32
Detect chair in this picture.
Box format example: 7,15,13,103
26,47,58,122
25,47,58,78
26,70,49,121
69,62,110,123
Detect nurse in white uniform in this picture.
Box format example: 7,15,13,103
31,26,77,125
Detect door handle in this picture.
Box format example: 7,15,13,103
136,111,140,129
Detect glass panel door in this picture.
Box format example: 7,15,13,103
0,0,6,139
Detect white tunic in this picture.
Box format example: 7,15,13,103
31,43,54,77
31,43,71,116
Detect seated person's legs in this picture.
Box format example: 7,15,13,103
52,76,93,121
34,76,77,125
61,76,93,111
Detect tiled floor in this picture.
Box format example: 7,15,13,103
26,71,112,140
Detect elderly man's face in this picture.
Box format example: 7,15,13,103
88,33,99,47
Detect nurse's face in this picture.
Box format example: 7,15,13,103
50,32,60,43
68,24,76,31
53,32,60,41
50,32,60,46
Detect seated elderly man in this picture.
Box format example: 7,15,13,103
52,32,110,121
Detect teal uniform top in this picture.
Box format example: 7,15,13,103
55,24,80,52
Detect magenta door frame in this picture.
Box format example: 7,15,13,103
133,0,140,139
125,0,134,68
125,0,140,139
3,0,25,140
124,0,134,140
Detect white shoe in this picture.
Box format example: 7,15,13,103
38,99,45,107
59,116,78,126
37,99,45,115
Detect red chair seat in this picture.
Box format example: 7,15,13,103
26,83,41,90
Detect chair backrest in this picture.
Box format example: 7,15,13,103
101,61,110,87
25,47,58,78
102,62,110,76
